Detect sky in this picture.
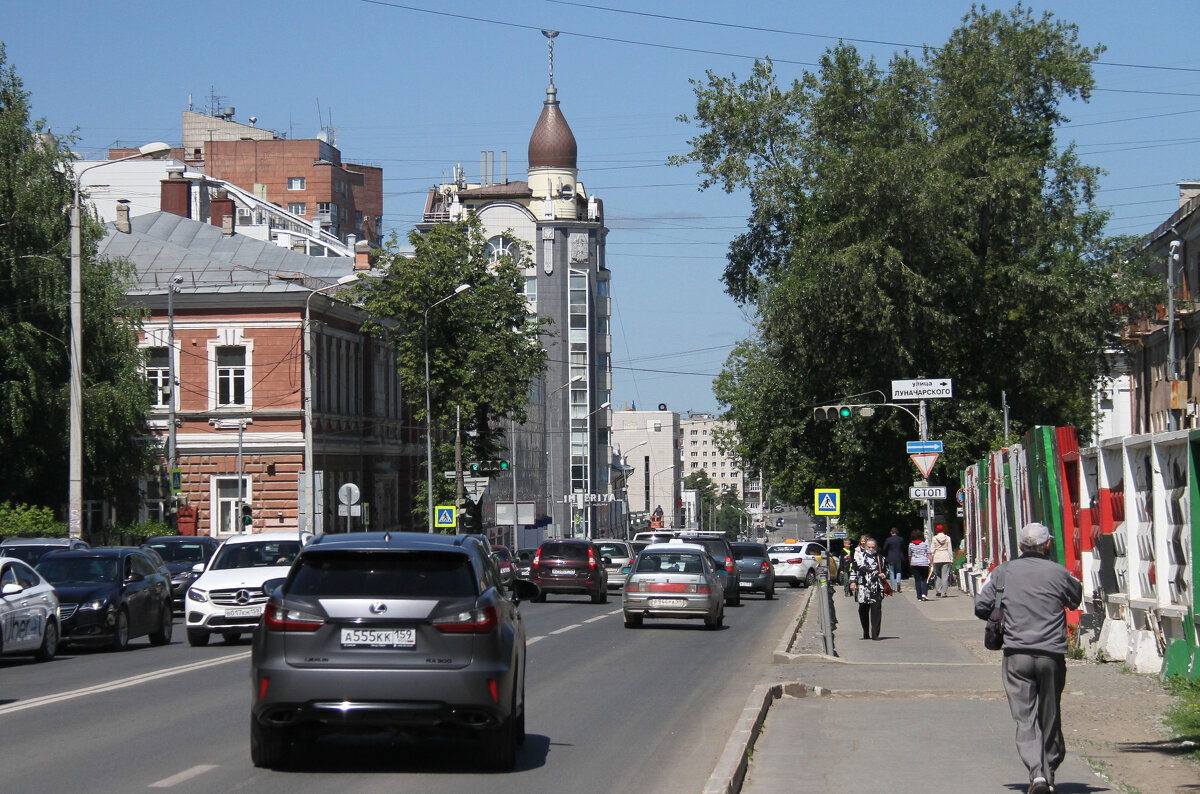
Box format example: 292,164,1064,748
6,1,1200,415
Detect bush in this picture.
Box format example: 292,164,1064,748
0,502,68,539
102,520,172,547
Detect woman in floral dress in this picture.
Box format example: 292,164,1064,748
850,537,887,640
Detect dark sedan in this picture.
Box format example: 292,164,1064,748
36,548,174,651
731,542,775,599
143,535,220,611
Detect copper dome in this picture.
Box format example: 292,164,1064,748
527,84,577,170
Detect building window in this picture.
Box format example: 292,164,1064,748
288,203,306,215
524,276,537,303
215,477,251,535
216,346,247,406
690,430,698,435
287,177,306,190
691,462,699,468
487,235,520,266
317,202,333,216
691,452,697,457
145,346,170,408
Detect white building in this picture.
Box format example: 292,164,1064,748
679,413,764,522
610,407,682,529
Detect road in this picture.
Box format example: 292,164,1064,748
0,585,803,793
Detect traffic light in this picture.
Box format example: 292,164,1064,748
469,460,510,475
240,502,253,527
813,405,874,420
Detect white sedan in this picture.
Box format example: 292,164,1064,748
1,557,59,661
766,543,820,588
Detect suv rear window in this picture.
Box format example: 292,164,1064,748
679,537,730,559
539,542,589,561
288,552,477,598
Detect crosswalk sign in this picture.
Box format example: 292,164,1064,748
435,505,457,528
814,488,841,516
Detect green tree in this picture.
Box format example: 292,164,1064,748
0,45,156,518
684,470,747,539
673,7,1159,531
356,215,550,528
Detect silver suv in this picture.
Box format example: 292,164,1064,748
249,532,538,770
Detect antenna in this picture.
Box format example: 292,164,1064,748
542,30,559,85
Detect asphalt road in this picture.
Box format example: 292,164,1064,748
0,584,803,793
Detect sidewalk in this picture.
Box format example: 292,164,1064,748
741,585,1116,794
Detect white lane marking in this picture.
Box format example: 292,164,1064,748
550,624,580,635
149,765,219,788
0,652,251,717
583,615,607,624
607,608,623,615
527,636,545,645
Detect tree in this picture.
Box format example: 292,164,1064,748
0,45,156,518
673,7,1159,531
684,470,747,539
355,215,550,528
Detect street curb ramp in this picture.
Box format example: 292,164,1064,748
702,681,829,794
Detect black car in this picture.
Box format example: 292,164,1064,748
143,535,221,611
676,534,741,606
36,548,174,651
0,537,90,566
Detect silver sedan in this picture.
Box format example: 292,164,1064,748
622,541,724,629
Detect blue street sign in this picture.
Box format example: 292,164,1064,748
906,440,944,454
435,506,457,528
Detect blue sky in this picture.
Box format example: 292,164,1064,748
6,1,1200,414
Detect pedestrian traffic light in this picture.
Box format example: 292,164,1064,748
240,502,252,527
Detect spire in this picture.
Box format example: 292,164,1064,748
528,30,577,170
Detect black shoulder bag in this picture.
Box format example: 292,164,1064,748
984,565,1006,651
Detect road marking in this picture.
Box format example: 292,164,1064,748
550,624,580,635
607,608,623,615
583,615,607,624
0,651,251,717
527,636,545,645
149,765,219,788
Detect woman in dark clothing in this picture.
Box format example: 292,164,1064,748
850,537,887,640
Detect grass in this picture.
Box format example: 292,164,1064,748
1164,677,1200,764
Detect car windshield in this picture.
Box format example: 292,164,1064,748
595,543,628,557
210,541,302,570
732,545,767,560
37,556,118,584
147,542,211,563
539,542,588,561
287,551,477,598
516,550,534,562
635,552,705,574
493,547,512,562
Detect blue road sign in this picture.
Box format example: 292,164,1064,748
814,488,841,516
906,440,944,454
435,506,457,528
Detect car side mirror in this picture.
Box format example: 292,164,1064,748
192,562,205,574
1,582,23,595
124,571,144,583
511,578,540,605
262,577,287,597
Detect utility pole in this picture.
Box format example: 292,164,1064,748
167,276,182,525
454,406,466,529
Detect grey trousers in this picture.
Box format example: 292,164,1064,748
932,561,951,596
1002,651,1067,782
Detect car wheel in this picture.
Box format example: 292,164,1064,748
726,590,740,607
765,587,774,600
789,580,800,588
109,608,129,652
805,569,818,587
149,602,173,646
187,629,209,647
250,716,292,769
592,589,607,604
480,712,518,770
34,619,58,662
624,613,642,628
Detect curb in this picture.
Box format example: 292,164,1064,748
773,584,843,664
701,681,829,794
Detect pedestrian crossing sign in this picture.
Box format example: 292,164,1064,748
814,488,841,516
435,505,457,528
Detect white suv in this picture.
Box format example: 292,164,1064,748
185,532,311,646
767,542,821,588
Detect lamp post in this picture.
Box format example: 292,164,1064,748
424,284,472,532
545,375,583,538
618,440,648,539
68,142,172,539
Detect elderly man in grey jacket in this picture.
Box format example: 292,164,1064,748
975,523,1082,794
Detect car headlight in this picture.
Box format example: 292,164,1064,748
187,588,208,603
172,572,196,584
79,599,109,611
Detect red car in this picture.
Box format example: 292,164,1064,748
529,540,608,603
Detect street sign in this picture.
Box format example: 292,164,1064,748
434,505,457,529
891,379,953,400
338,482,360,506
337,504,363,516
906,440,944,454
814,488,841,516
170,469,182,493
910,453,939,478
909,485,947,499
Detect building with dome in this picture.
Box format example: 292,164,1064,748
416,38,616,541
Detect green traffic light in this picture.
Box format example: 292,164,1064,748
499,460,509,470
838,406,852,418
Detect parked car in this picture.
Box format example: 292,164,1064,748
731,542,775,599
143,535,221,612
767,542,820,588
249,531,538,770
622,541,724,629
676,533,741,606
493,545,515,589
0,556,60,661
529,539,608,603
36,547,173,651
0,537,90,566
594,540,635,590
185,532,310,646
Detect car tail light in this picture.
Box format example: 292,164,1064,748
258,677,269,700
725,555,734,573
787,557,806,565
696,584,712,594
263,602,324,632
760,560,771,573
532,550,541,569
433,605,498,634
626,580,641,593
588,547,597,570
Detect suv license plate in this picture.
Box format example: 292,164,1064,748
551,568,575,576
649,598,687,608
225,606,263,619
341,628,416,648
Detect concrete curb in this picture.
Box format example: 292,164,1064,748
773,585,844,664
702,681,829,794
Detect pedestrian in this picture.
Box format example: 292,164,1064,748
850,537,886,640
882,527,906,593
837,537,854,596
975,523,1082,794
930,525,954,597
909,530,931,602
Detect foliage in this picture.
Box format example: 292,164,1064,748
0,45,156,517
0,502,68,539
1164,677,1200,763
672,7,1160,531
355,215,550,527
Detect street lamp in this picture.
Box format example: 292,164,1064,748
424,284,472,532
545,375,583,537
69,141,171,538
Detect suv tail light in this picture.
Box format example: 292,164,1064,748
532,550,541,569
263,602,324,632
433,605,498,634
725,555,734,573
588,547,597,570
